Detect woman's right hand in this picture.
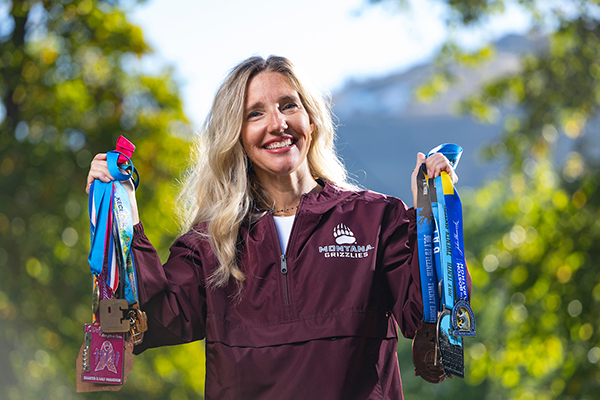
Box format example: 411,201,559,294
86,153,113,194
86,153,140,224
411,152,458,208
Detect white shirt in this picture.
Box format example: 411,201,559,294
273,215,295,254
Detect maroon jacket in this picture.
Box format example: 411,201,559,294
131,181,423,399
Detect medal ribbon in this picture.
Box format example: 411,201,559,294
433,169,475,336
416,164,438,323
88,176,117,300
435,173,457,310
111,175,138,305
88,143,139,306
414,144,473,380
445,179,468,302
443,174,476,336
416,143,464,323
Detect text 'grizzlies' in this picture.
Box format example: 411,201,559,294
319,244,374,259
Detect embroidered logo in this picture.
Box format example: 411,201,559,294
319,223,374,259
333,223,355,244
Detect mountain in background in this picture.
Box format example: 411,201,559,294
332,34,547,201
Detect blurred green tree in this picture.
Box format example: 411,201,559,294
371,0,600,399
0,0,203,398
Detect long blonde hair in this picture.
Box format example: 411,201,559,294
178,55,352,289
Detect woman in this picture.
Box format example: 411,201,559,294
87,56,457,399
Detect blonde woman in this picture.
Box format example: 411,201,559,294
87,56,458,399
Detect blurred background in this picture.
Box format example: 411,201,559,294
1,0,599,399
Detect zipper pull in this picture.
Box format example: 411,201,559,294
280,254,288,274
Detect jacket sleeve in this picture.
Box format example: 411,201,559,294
130,223,207,354
379,202,423,339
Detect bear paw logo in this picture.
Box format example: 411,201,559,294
334,224,356,245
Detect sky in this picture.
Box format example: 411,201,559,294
129,0,532,128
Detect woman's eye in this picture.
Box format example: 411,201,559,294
282,103,298,111
247,111,260,119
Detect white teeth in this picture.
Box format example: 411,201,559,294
265,138,293,150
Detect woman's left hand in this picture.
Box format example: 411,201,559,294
411,152,459,208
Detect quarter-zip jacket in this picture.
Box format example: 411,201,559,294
131,181,426,399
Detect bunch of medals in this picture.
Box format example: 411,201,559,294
77,136,147,391
412,143,476,383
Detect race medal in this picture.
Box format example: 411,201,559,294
128,306,148,345
413,322,447,383
99,298,129,333
452,299,476,337
81,324,124,385
437,310,464,378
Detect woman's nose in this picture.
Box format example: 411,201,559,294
268,110,288,133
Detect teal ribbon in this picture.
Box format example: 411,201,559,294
88,150,139,305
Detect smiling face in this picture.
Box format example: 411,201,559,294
241,71,314,185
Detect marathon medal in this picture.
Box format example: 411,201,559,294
81,324,124,385
413,322,447,383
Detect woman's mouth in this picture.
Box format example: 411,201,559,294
264,138,294,150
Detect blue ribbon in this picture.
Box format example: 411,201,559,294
416,144,474,349
426,143,463,170
435,174,456,310
446,187,468,302
444,180,476,336
88,150,139,305
434,173,463,347
88,181,113,276
416,164,438,323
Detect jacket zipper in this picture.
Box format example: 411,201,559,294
280,254,289,306
273,194,308,310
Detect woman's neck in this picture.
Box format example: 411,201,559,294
256,166,321,214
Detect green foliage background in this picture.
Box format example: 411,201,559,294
0,0,204,398
2,0,600,399
379,1,600,400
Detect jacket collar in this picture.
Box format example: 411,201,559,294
248,179,359,220
298,179,358,215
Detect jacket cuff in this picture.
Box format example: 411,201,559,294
133,222,146,242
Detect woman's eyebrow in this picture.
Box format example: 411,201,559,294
278,95,299,103
245,94,299,111
245,100,264,112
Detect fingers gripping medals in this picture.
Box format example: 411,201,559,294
412,144,476,382
77,137,146,392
